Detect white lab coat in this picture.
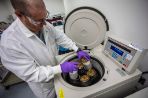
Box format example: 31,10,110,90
0,18,78,98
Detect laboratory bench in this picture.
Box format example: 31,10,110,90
125,87,148,98
0,64,23,89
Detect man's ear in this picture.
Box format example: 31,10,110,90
15,10,24,18
15,10,26,22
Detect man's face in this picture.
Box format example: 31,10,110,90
23,7,47,33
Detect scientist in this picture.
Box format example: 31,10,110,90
0,0,90,98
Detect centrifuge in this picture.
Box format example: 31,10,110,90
54,7,142,98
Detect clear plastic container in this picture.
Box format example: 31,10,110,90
83,61,92,70
69,71,78,80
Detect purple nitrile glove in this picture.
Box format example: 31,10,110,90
60,61,78,73
77,50,90,61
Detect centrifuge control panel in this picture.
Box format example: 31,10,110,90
104,37,137,69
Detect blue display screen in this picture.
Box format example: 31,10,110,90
110,45,124,56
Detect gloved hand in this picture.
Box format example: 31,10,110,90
60,61,78,73
77,49,90,61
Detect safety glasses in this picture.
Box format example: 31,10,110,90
26,11,49,25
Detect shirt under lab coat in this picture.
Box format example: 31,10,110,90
0,18,78,98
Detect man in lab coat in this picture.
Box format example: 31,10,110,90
0,0,90,98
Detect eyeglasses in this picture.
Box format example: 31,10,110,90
26,11,49,25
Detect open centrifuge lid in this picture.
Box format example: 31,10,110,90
64,7,109,49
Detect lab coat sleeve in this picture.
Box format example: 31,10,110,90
46,23,78,52
0,43,62,83
55,29,78,52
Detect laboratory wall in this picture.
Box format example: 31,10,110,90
44,0,65,17
0,0,12,22
0,0,65,21
63,0,148,87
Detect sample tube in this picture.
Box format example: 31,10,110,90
69,71,78,80
83,61,92,70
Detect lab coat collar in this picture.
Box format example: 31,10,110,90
16,18,35,37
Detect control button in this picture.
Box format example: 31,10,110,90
112,52,117,59
118,57,123,64
119,60,123,64
123,64,128,68
123,54,127,61
126,54,133,61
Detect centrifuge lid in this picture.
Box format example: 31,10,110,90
64,7,108,49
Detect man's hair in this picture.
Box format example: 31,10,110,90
10,0,29,15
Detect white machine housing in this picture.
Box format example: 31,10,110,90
54,45,142,98
103,35,146,74
54,6,142,98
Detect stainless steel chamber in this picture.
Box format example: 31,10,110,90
61,55,105,87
